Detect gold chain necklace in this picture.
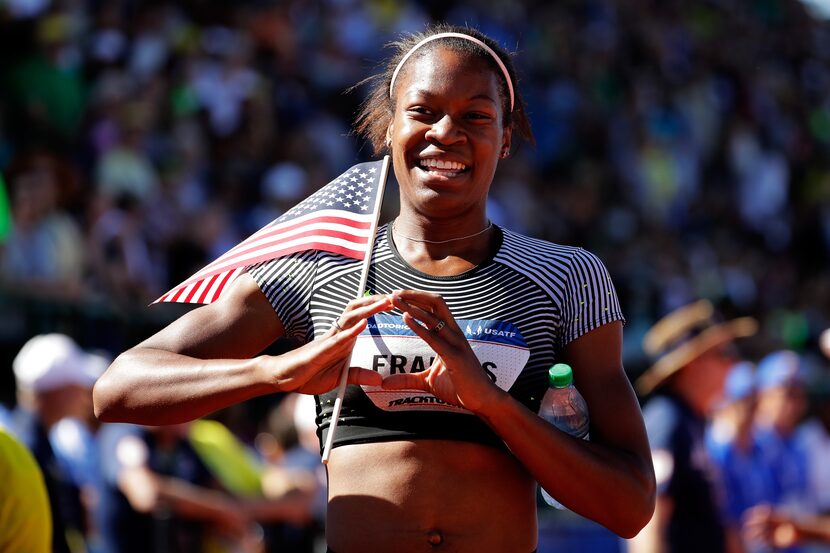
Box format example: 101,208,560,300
392,219,493,244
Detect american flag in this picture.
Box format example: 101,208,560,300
155,157,390,304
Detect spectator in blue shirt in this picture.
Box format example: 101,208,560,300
706,361,777,551
754,351,811,512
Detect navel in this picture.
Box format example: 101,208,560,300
426,528,444,546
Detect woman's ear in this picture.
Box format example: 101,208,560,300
385,125,393,150
500,127,513,159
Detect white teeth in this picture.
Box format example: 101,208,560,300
420,159,466,172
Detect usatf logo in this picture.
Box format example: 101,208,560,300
465,324,518,339
354,313,530,413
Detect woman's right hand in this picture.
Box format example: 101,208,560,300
264,294,393,395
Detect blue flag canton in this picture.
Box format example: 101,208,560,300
276,160,383,223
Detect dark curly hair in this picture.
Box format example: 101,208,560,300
352,23,534,155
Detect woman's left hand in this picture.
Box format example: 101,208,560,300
381,289,505,413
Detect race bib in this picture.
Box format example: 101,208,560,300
354,313,530,413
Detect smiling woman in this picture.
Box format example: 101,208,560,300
93,23,655,553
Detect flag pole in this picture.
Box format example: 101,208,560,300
322,155,391,464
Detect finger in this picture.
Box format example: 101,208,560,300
356,293,393,305
345,294,394,314
326,295,393,337
392,296,442,319
393,298,448,334
401,311,440,338
346,366,383,387
391,294,432,319
381,372,430,392
391,289,444,305
322,318,343,338
391,290,456,330
338,297,393,328
325,319,368,350
401,313,453,346
392,289,454,314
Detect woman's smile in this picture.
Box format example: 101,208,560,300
416,155,471,181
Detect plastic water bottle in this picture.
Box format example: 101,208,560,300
538,363,590,509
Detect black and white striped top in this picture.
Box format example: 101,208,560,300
250,224,624,451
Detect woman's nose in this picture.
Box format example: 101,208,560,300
424,114,465,144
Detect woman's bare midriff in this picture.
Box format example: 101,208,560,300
325,439,538,553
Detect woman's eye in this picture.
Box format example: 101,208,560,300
466,112,493,121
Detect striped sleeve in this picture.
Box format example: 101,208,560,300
247,250,320,341
560,248,625,346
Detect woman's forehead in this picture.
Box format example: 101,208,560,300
394,46,503,101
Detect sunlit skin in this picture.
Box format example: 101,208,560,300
94,43,654,553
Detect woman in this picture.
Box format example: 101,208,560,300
94,24,655,552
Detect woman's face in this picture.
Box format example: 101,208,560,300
387,45,512,220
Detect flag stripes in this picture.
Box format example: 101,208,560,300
154,159,388,305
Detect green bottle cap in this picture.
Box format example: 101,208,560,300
548,363,573,388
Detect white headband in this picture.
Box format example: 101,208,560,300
388,32,515,112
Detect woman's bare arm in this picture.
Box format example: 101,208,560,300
477,322,656,538
93,273,389,425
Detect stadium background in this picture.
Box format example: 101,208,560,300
1,0,829,551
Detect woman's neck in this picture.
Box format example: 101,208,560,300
389,216,496,276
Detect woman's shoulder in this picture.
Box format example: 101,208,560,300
497,227,608,270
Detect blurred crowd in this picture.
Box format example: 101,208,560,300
707,349,830,552
2,0,830,363
1,333,326,552
2,0,830,551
